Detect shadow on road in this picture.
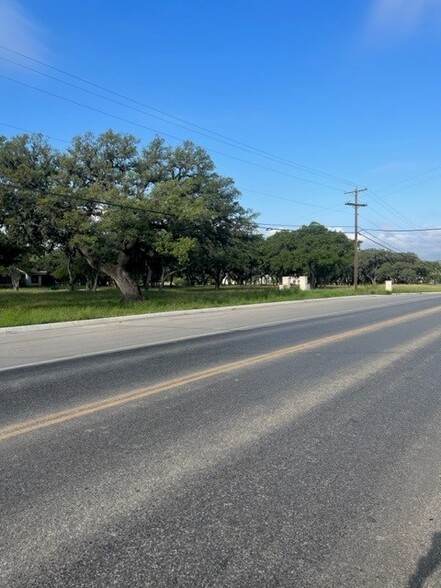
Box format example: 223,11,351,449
408,531,441,588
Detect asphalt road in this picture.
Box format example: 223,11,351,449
1,294,436,370
1,295,441,587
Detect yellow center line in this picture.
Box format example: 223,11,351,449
1,305,440,442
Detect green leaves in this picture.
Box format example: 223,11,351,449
358,249,438,285
262,223,353,287
0,131,257,298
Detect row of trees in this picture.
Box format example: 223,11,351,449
1,131,439,299
0,131,258,300
357,249,440,285
262,230,440,285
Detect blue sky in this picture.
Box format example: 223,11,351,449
0,0,440,259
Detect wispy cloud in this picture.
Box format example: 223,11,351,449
0,0,45,59
367,0,441,38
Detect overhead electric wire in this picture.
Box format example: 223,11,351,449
240,187,341,210
5,185,176,217
376,166,441,196
7,185,352,229
381,174,441,198
359,232,398,252
0,73,347,193
3,54,326,177
360,198,437,248
0,121,349,212
0,45,359,189
0,121,344,210
361,229,403,253
5,122,440,234
0,121,68,144
359,231,403,253
366,172,441,240
1,44,437,244
2,182,361,231
358,212,411,250
7,182,440,235
359,226,441,233
367,189,418,229
360,203,412,230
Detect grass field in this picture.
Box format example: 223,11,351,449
1,284,440,328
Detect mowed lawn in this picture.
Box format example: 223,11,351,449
0,284,440,327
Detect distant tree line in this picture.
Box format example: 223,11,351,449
1,131,439,299
357,249,440,285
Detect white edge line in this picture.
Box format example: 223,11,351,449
0,297,437,374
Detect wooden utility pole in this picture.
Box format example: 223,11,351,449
345,188,367,290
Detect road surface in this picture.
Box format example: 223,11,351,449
1,294,441,587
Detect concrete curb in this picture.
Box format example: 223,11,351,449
0,295,386,335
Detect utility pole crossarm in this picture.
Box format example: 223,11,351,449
345,187,368,290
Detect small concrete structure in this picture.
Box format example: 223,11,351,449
385,280,393,292
297,276,310,291
279,276,310,291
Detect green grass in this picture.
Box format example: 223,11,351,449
1,283,440,328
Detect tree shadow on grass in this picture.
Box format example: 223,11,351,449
408,531,441,588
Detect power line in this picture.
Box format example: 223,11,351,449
0,121,69,144
3,122,441,237
358,212,412,250
376,166,441,196
0,45,359,188
0,121,363,222
358,226,441,233
363,205,409,228
6,182,440,235
2,46,438,241
240,187,342,210
0,73,347,193
367,189,419,229
3,53,329,179
0,183,358,231
366,168,441,234
0,121,345,209
360,230,402,252
0,46,435,237
382,174,441,199
3,185,176,217
359,232,403,253
4,185,350,228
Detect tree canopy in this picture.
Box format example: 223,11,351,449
0,131,256,300
262,223,353,287
1,131,439,298
358,249,438,285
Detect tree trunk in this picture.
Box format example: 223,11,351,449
9,266,21,291
66,254,75,291
86,270,99,291
214,268,225,289
142,267,152,291
107,265,142,302
91,271,99,292
159,259,166,291
78,244,143,302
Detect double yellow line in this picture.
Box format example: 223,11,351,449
1,305,440,442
